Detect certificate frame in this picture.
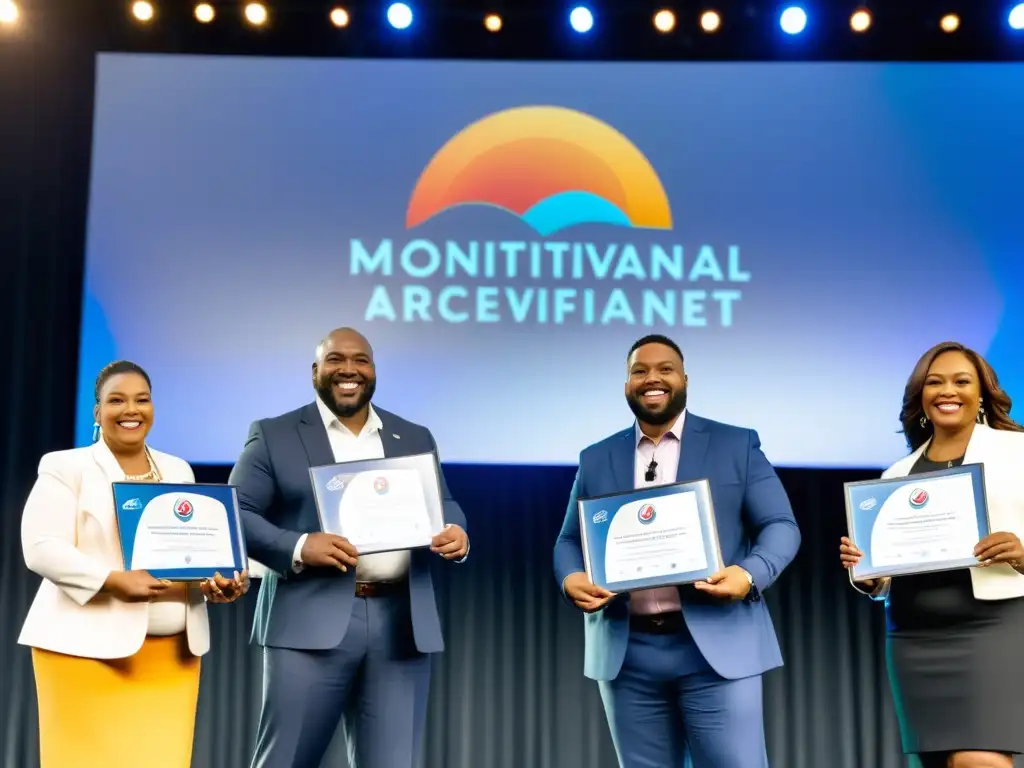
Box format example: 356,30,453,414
308,452,447,555
844,463,991,581
577,479,725,592
111,482,249,582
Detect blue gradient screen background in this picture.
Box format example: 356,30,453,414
76,54,1024,468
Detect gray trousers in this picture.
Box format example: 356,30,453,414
249,594,432,768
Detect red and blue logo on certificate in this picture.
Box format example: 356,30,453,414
174,497,195,522
637,503,657,524
908,488,929,509
373,476,389,495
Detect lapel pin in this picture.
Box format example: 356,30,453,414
392,433,401,439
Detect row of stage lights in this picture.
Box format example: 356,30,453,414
3,2,1024,35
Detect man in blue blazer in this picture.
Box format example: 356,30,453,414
231,327,469,768
554,334,800,768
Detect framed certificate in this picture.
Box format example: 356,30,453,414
577,479,725,592
844,463,991,581
111,482,248,581
309,452,447,555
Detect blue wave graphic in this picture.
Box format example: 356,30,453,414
74,288,119,446
521,191,632,236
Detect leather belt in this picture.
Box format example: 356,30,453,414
629,611,684,635
354,580,406,598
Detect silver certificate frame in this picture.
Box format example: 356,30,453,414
308,452,447,555
576,478,725,593
844,462,991,582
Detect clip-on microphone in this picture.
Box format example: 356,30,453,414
644,459,658,483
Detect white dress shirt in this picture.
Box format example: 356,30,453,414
291,399,410,582
629,410,686,616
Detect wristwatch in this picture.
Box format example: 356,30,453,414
739,567,760,602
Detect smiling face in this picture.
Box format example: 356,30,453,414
625,342,688,426
921,350,982,433
312,329,377,419
94,372,153,451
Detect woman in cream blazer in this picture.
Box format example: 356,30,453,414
840,342,1024,768
18,360,248,768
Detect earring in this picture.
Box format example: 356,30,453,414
919,415,928,428
91,422,100,443
978,404,986,424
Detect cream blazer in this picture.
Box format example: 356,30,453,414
18,441,211,659
851,423,1024,602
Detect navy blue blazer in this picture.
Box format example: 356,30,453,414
553,412,800,682
229,402,467,653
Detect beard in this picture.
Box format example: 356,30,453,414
626,387,687,426
315,374,377,419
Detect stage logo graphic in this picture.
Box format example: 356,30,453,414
405,105,673,237
349,105,751,328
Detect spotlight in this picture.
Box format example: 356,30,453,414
1010,3,1024,30
387,3,412,29
484,13,502,32
330,7,350,27
569,6,593,33
700,10,721,32
0,0,18,25
779,5,807,35
131,1,154,22
244,2,267,25
194,3,214,23
653,9,676,33
850,8,871,32
940,13,959,32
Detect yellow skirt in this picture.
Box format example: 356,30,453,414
31,634,201,768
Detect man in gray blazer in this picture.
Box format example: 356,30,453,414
231,327,470,768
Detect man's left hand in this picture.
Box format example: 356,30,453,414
431,525,469,560
693,565,752,601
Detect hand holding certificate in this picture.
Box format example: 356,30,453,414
111,482,248,582
843,463,991,581
309,452,447,555
577,479,725,593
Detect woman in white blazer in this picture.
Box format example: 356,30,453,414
840,341,1024,768
18,360,249,768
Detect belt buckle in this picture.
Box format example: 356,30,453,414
651,616,665,627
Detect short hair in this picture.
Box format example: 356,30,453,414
627,334,684,364
94,360,152,403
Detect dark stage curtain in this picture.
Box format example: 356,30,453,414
1,25,916,768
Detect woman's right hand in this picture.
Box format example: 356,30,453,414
102,570,171,602
839,536,876,589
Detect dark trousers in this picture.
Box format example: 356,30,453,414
250,593,432,768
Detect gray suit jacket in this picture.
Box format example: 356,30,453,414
229,402,467,653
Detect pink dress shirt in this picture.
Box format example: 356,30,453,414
629,410,686,616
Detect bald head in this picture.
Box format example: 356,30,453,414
312,327,377,419
315,327,373,364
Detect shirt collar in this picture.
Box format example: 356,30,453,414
635,409,686,447
315,396,382,437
